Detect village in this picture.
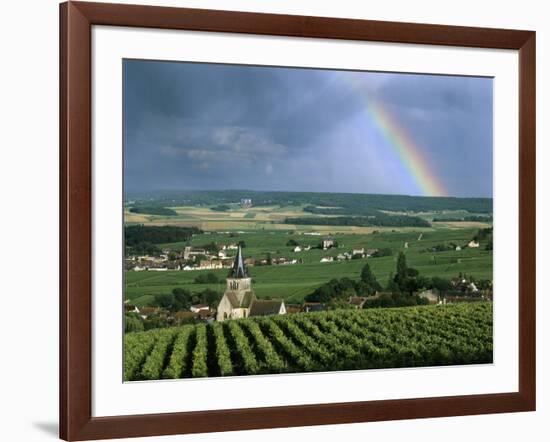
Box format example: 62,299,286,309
124,234,383,272
124,243,492,333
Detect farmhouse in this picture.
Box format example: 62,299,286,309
322,236,335,250
348,296,368,309
249,299,286,317
468,240,480,248
216,246,286,321
124,304,140,314
173,311,197,325
190,304,210,313
418,289,440,304
183,246,207,260
366,248,379,257
139,306,161,319
198,259,223,270
301,302,326,313
240,198,252,208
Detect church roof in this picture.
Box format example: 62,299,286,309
225,290,256,308
249,299,284,317
229,245,248,278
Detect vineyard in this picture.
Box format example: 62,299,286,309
124,302,493,381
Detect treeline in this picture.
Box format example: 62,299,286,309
304,250,492,310
474,227,493,251
210,204,231,212
433,215,493,222
125,190,493,214
129,206,177,216
285,214,430,228
304,259,431,310
156,288,221,311
125,288,222,332
125,225,202,255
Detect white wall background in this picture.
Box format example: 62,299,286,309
0,0,547,441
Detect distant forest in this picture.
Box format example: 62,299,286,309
125,190,493,214
432,215,493,222
285,215,430,228
125,225,202,255
129,206,177,216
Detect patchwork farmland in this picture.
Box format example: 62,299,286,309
125,226,492,305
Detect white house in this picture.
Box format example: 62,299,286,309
190,304,211,313
468,240,480,248
293,246,302,252
418,289,440,304
322,236,335,250
320,256,334,263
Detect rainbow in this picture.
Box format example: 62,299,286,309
336,72,448,197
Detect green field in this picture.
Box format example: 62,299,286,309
124,302,493,381
125,226,492,305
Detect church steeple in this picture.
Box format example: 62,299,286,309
230,245,248,278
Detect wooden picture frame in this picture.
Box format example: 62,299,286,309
59,1,536,440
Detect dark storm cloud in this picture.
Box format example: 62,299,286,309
124,60,493,197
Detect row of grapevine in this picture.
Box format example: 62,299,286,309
226,320,261,375
212,322,233,376
191,324,208,377
124,302,494,381
124,330,160,380
240,320,286,373
259,319,317,372
140,329,178,380
162,326,194,379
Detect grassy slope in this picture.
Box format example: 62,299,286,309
125,227,492,305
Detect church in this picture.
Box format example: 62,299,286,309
216,246,286,321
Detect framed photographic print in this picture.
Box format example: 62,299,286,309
60,1,536,440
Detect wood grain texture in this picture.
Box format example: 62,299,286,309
60,2,92,440
59,1,536,440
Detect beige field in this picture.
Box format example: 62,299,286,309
125,205,439,234
432,221,492,229
124,205,448,234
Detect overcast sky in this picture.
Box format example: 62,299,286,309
124,59,493,198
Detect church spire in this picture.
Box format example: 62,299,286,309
230,245,248,278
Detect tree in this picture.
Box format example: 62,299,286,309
393,252,425,295
431,277,452,298
124,313,144,333
194,272,219,284
199,288,222,308
202,242,219,253
360,263,382,295
402,277,421,296
172,287,192,309
396,252,408,284
386,272,400,294
238,240,246,248
372,248,392,258
286,239,299,246
143,314,169,330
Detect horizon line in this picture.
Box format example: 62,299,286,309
124,188,493,200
